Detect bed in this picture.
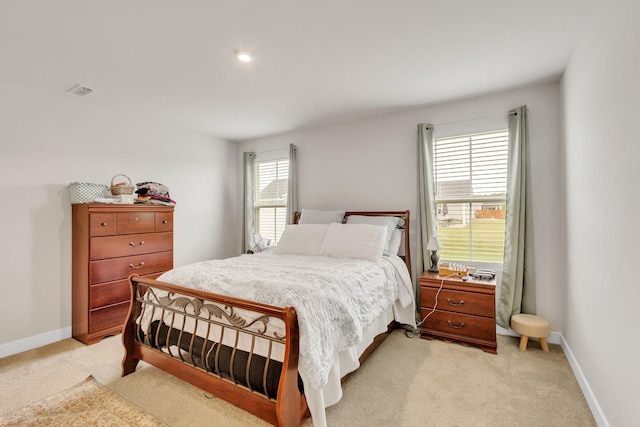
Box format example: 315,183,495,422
121,210,415,427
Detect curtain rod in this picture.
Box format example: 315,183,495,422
254,145,292,155
430,111,515,128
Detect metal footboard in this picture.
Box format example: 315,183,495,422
122,275,306,426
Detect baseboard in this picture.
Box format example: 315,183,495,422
496,325,562,344
558,333,610,427
0,327,72,359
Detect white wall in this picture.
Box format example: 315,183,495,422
239,81,566,332
0,82,239,353
562,0,640,425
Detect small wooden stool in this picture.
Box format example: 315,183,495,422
511,314,550,352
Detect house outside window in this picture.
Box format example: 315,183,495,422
434,130,508,264
254,158,289,246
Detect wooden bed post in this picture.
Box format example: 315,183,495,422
276,307,303,426
121,275,141,376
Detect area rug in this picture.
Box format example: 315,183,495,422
0,376,165,426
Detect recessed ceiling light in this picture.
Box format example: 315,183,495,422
236,51,253,63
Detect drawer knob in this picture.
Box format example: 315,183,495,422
129,241,145,247
447,320,465,329
135,217,139,221
129,262,145,269
446,298,464,306
162,220,168,224
101,222,108,226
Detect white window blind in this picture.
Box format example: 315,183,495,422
434,130,508,264
254,158,289,245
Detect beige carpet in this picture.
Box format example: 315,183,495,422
0,331,596,426
0,375,164,426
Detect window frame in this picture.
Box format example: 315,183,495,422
433,129,509,268
253,156,289,247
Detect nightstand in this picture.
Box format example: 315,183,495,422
419,271,497,354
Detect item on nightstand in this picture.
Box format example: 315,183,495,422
426,237,441,273
438,262,469,278
251,234,272,253
470,269,496,280
110,174,135,196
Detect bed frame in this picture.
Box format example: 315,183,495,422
122,210,410,426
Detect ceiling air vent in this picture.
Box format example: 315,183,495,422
67,84,94,96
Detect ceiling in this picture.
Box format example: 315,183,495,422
0,0,596,141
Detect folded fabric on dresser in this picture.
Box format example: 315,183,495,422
135,181,176,205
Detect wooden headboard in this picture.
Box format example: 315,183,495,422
293,210,411,279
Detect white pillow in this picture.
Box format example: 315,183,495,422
272,224,328,256
298,208,345,224
346,215,400,256
388,228,403,256
319,223,387,262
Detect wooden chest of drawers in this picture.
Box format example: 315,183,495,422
419,271,497,354
72,203,174,344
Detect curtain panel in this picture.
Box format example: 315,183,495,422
242,151,256,254
497,105,536,328
286,144,298,225
417,124,437,297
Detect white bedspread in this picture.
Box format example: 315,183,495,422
148,252,415,427
156,252,413,390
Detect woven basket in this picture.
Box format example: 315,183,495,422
110,174,135,196
68,182,109,203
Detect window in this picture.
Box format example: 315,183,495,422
434,130,508,264
254,158,289,245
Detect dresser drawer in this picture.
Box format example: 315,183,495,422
420,287,494,317
116,212,155,235
90,233,173,260
155,213,173,232
90,251,173,284
89,301,130,334
89,272,164,309
420,310,496,341
90,213,116,236
90,279,131,309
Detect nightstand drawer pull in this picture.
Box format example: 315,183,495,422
446,298,464,306
129,241,145,247
447,320,465,329
101,222,108,226
129,262,145,269
163,220,168,224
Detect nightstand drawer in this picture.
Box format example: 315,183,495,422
421,288,494,317
90,233,173,260
421,310,496,341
